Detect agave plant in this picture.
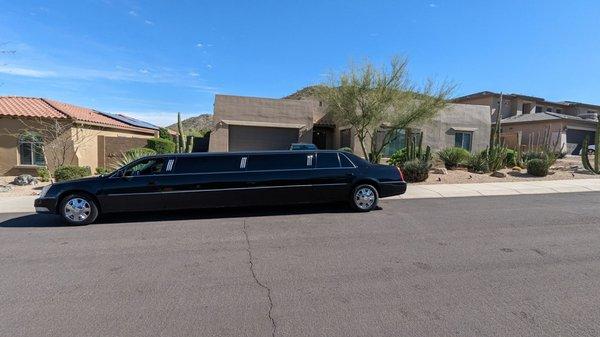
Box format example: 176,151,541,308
112,148,157,169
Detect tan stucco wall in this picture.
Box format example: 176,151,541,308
72,126,153,171
209,94,318,152
0,116,154,176
0,117,76,175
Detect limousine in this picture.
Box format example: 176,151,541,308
35,150,407,225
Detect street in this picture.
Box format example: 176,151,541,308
2,192,600,337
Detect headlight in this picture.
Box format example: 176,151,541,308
39,185,52,198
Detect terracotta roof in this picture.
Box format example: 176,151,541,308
0,96,154,133
43,99,132,129
0,96,67,119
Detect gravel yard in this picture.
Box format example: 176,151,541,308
0,176,51,197
418,156,599,185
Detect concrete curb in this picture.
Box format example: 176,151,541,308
1,179,599,213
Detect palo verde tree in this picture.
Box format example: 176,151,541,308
318,57,454,163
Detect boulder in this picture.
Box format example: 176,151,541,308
511,166,522,172
432,167,448,175
13,174,38,186
0,185,13,192
490,171,507,178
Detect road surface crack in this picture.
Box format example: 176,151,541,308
243,220,277,337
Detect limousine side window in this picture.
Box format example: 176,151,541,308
316,153,340,168
173,156,242,174
246,153,313,171
124,158,165,176
339,153,356,168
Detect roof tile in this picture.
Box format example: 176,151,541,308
0,96,154,133
0,96,67,118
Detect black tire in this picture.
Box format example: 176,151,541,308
59,193,99,225
350,184,379,212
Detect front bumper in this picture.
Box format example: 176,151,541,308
34,197,58,214
379,181,407,198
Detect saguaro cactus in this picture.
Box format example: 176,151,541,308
177,112,186,153
404,130,430,162
581,119,600,174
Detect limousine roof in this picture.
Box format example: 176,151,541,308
152,150,350,158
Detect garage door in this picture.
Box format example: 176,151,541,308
228,126,299,151
566,129,595,155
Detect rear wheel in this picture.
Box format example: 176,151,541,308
350,184,378,212
59,194,98,225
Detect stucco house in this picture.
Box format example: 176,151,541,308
454,91,599,154
0,96,158,176
208,88,491,158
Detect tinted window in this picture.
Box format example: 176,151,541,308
247,154,312,171
316,153,340,168
124,158,164,176
174,156,242,174
340,153,356,168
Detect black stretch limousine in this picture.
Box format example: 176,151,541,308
35,151,407,225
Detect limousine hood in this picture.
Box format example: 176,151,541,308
51,175,104,186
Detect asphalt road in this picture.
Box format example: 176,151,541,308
2,193,600,337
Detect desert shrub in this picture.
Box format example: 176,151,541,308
146,137,176,154
95,166,112,175
388,148,407,167
125,147,156,157
437,147,470,169
467,151,490,173
53,166,92,182
36,166,51,182
523,151,546,162
338,147,353,153
527,158,549,177
158,127,172,140
505,149,517,167
401,158,431,183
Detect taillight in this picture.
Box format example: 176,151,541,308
396,166,404,181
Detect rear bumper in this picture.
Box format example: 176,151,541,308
34,197,58,214
379,181,407,198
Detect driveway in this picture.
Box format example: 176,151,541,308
2,193,600,336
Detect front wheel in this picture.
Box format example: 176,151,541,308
59,194,99,225
350,184,379,212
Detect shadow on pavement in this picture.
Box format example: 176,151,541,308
0,203,363,227
0,213,63,228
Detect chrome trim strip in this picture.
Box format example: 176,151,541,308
108,166,357,178
105,183,348,196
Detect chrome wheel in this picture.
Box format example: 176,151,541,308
354,187,375,210
64,198,91,222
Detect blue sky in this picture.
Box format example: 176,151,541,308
1,0,599,126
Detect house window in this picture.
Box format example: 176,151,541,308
340,129,351,148
19,133,45,166
535,106,543,113
546,107,553,112
382,129,407,157
454,132,472,151
556,109,562,114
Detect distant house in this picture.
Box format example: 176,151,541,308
208,88,491,157
0,96,157,176
454,91,599,154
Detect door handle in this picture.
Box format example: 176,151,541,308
148,181,157,186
